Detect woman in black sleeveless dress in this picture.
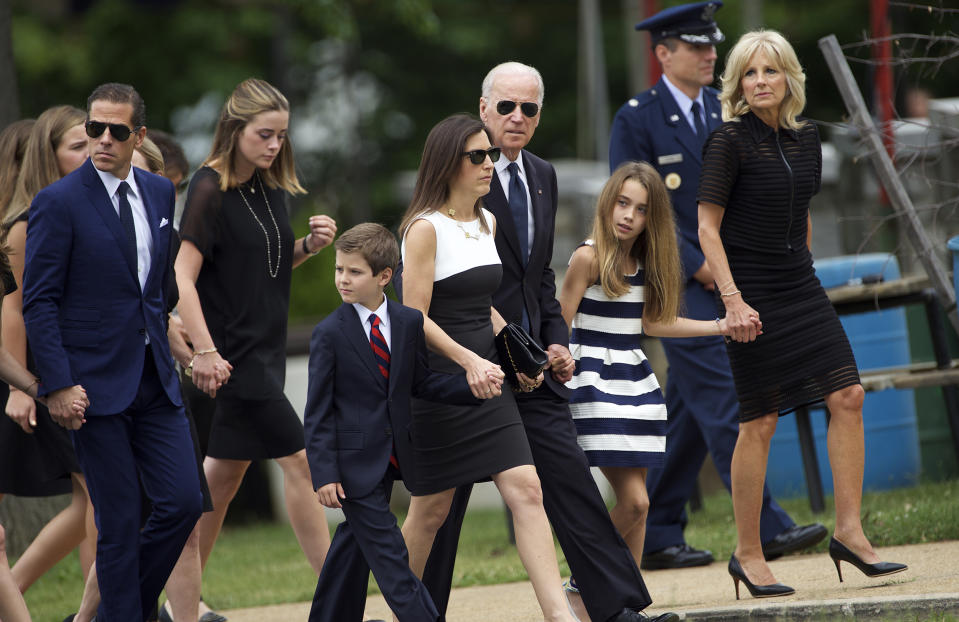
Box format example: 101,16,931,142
697,31,906,599
175,79,335,595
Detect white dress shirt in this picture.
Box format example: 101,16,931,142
95,166,154,291
353,295,391,351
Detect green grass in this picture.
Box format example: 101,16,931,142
18,479,959,621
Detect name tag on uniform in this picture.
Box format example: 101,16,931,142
658,153,683,165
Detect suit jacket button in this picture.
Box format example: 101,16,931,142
138,328,146,335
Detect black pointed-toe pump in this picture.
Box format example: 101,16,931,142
728,555,795,600
828,537,908,582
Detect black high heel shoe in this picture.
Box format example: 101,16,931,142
828,537,908,582
728,554,795,600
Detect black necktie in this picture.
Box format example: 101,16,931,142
691,101,706,139
117,181,138,270
507,162,529,265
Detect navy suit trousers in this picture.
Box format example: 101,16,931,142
71,349,202,622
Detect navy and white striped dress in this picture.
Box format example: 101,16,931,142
566,242,667,468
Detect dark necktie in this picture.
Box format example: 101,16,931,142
369,314,390,380
117,181,138,270
691,101,706,139
507,162,529,265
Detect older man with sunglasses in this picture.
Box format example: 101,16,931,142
416,62,678,622
23,83,202,622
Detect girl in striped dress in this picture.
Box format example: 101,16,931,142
559,161,748,577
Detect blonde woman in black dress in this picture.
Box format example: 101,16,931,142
697,30,906,599
176,79,334,594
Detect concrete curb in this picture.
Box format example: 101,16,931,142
679,593,959,620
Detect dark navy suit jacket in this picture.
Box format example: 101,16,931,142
303,299,475,498
23,158,182,415
609,76,723,283
483,150,568,399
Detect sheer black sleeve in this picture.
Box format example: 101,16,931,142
178,166,223,262
697,123,740,209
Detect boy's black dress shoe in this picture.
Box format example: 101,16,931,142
641,543,713,569
762,523,828,560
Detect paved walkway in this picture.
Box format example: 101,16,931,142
220,541,959,621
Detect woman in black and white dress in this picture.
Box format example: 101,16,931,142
398,114,574,622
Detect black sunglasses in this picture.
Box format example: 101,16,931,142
85,120,140,142
462,147,501,165
495,100,539,118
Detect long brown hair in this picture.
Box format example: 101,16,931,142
398,114,492,238
4,106,86,227
0,120,36,215
589,161,681,323
204,78,305,194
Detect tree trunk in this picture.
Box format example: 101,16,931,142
0,1,20,127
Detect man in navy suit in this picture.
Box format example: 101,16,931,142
24,83,202,622
304,223,478,622
609,1,824,571
419,62,677,622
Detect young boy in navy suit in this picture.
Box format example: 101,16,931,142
304,223,479,622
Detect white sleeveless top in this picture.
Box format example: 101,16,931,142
401,208,501,282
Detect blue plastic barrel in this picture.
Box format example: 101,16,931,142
948,236,959,302
765,253,921,497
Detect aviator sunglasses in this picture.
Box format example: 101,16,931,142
462,147,501,165
495,100,539,118
85,120,140,142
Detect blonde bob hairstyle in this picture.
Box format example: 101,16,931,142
5,105,86,227
719,30,807,130
204,78,305,194
589,161,681,323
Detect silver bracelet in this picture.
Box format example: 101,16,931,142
720,289,741,297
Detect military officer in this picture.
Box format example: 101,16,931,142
608,0,826,571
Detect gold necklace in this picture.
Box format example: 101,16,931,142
237,172,281,278
456,220,480,241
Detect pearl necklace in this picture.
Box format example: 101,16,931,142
237,172,281,278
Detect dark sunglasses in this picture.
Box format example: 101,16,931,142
495,100,539,118
85,120,140,142
462,147,501,165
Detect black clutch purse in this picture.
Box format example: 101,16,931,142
494,323,549,390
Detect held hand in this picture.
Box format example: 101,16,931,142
6,390,37,434
717,316,763,339
47,385,88,430
463,353,503,399
723,295,761,343
316,482,345,509
547,344,575,383
190,352,233,398
307,215,337,252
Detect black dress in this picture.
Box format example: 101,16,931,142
179,167,304,460
697,112,860,421
403,210,533,496
0,224,79,497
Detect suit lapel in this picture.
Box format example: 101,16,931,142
136,170,163,291
484,173,524,265
386,300,404,396
81,160,139,283
523,153,548,263
341,305,385,387
657,78,706,165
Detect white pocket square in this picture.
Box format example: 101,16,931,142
159,217,169,228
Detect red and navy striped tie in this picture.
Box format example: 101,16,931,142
369,314,390,380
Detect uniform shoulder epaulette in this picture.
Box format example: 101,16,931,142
625,88,659,111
